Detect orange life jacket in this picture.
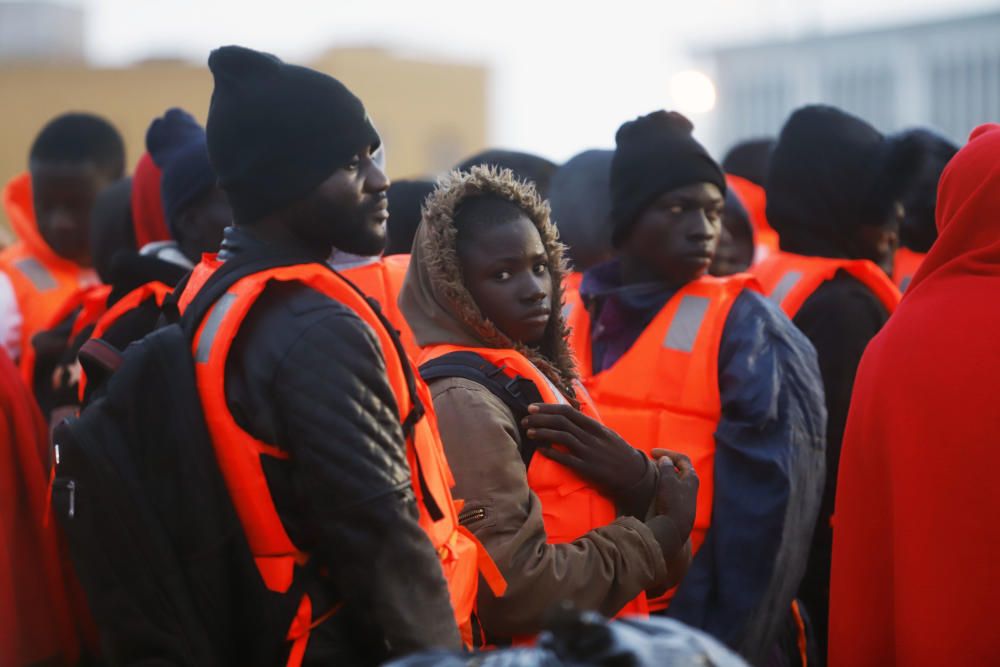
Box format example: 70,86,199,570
182,261,502,661
339,254,419,361
566,274,758,611
751,251,901,319
70,285,114,341
892,247,926,293
0,173,95,370
16,282,110,397
77,281,174,402
561,271,585,324
419,344,649,633
725,174,779,262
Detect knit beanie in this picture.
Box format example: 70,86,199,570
146,108,217,233
766,105,925,254
206,45,379,223
610,111,726,246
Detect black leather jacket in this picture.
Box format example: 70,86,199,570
218,227,460,665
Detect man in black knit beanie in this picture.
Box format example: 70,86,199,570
566,109,827,665
188,45,464,665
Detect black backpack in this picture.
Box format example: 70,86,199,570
418,351,545,467
51,254,317,667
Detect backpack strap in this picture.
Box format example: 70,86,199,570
419,351,544,468
77,338,126,392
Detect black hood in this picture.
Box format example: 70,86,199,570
767,105,925,258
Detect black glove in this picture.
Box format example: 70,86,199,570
652,449,699,542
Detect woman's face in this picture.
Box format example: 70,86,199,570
457,213,553,346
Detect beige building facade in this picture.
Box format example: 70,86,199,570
0,47,488,237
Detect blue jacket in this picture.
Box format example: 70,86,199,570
581,260,827,663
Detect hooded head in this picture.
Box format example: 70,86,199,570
456,149,558,198
89,177,136,284
722,138,775,187
206,45,381,227
400,166,579,395
385,179,435,255
767,105,924,271
547,149,614,272
906,124,1000,294
147,108,230,262
897,129,959,254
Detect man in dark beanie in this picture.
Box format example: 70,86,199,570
566,110,826,665
72,109,237,407
147,107,231,266
752,104,924,656
180,45,470,665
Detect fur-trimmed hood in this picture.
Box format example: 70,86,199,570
399,165,579,394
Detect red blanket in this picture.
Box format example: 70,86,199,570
0,349,81,665
131,152,171,247
830,124,1000,666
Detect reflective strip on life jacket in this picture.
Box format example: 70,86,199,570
751,252,901,318
892,247,926,293
14,257,58,291
184,261,495,646
567,274,758,611
418,343,649,634
561,271,585,323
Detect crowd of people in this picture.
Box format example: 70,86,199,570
1,44,997,667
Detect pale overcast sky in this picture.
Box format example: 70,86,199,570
76,0,999,161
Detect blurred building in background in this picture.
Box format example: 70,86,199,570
0,2,487,236
0,1,85,63
706,9,1000,152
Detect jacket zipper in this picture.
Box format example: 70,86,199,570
458,507,487,526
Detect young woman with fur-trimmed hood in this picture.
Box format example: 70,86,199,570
399,166,697,643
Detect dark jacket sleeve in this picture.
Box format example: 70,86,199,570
666,290,827,664
790,274,889,649
226,283,460,658
793,275,888,528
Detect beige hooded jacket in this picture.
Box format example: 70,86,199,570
399,167,674,640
